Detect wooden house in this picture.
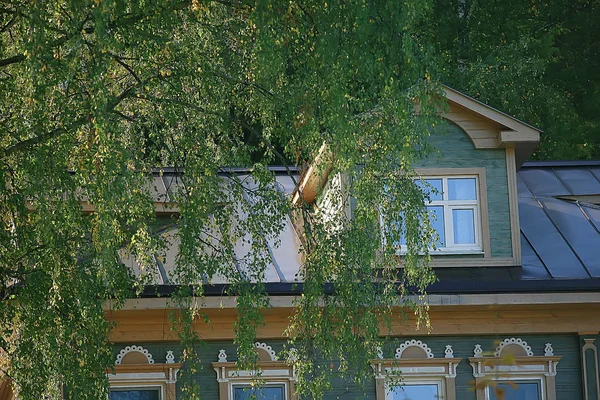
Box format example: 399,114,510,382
3,87,600,400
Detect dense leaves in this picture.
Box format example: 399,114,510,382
2,0,597,398
0,1,439,399
423,0,600,159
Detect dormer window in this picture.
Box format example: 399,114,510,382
397,168,489,255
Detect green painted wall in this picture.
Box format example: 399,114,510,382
415,121,512,258
115,334,582,399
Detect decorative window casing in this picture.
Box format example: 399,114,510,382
469,338,561,400
212,342,297,400
108,346,181,400
372,340,461,400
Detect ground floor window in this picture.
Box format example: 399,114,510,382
470,338,560,400
488,379,542,400
387,381,443,400
109,387,162,400
108,345,180,400
372,340,461,400
232,384,286,400
212,343,297,400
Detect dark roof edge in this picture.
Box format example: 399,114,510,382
139,279,600,298
151,166,300,175
522,160,600,168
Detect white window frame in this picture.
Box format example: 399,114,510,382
386,378,444,400
469,339,561,400
484,377,545,400
372,340,460,400
388,167,491,257
398,175,482,254
212,343,297,400
108,385,163,400
231,382,288,400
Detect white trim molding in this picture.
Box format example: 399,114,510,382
395,340,434,359
372,340,461,400
115,345,155,365
254,342,277,361
469,340,561,400
494,338,534,357
582,338,600,400
213,344,297,400
109,348,181,400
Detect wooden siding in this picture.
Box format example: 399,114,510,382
114,334,582,400
107,302,600,342
415,121,512,259
443,102,505,149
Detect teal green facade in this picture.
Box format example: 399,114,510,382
415,122,512,258
115,334,589,400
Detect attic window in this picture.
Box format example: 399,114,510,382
397,173,486,254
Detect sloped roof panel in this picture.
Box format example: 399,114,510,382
518,196,589,278
581,204,600,233
519,233,552,279
541,198,600,277
591,167,600,183
518,169,571,197
123,171,303,285
554,168,600,195
516,174,534,198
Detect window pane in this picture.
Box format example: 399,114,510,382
390,384,439,400
109,389,160,400
489,381,541,400
234,386,285,400
453,209,475,244
448,178,476,200
416,179,443,201
427,206,445,247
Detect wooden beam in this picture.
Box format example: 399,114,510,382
291,143,333,206
505,148,521,265
106,303,600,342
105,292,600,311
498,130,540,147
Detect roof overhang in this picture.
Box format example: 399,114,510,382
442,85,542,168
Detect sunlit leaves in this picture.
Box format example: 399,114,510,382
0,1,441,399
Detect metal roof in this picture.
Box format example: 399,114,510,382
123,173,303,285
518,162,600,279
135,162,600,294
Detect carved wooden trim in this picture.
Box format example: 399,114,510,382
395,340,434,359
108,362,182,400
582,338,600,400
213,344,297,400
115,345,155,365
469,356,561,400
254,342,277,361
494,337,534,357
372,358,461,400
